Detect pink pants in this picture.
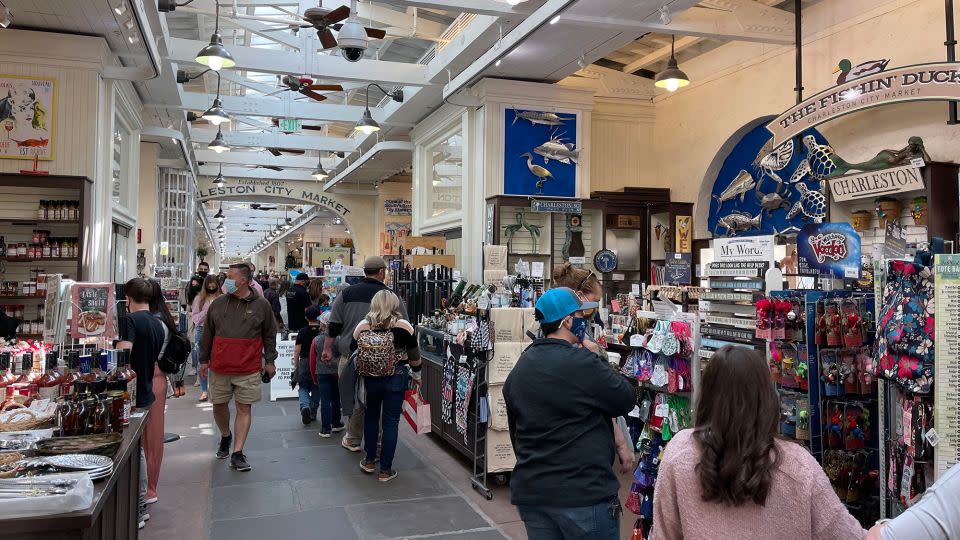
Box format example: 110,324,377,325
141,364,167,499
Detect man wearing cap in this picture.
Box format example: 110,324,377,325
503,287,636,540
286,272,312,333
321,256,411,451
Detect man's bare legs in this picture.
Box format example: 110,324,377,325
212,402,252,453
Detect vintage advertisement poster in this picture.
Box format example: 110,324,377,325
675,215,692,253
70,283,115,340
0,75,55,160
380,196,412,256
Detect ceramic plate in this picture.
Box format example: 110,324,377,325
43,454,112,471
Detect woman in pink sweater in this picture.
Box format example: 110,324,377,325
651,346,866,540
191,275,221,401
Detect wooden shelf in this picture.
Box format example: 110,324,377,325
0,219,80,226
0,296,46,301
507,252,551,257
0,257,78,262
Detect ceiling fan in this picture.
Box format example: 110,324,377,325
248,203,279,211
247,164,285,172
300,3,386,50
269,75,344,102
266,147,305,156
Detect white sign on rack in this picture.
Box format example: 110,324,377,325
270,337,299,401
934,255,960,479
713,236,774,263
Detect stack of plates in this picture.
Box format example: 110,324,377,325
36,454,113,481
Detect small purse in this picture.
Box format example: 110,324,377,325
645,321,666,354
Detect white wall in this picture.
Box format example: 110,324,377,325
137,142,160,272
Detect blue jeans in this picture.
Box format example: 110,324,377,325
193,327,207,392
363,371,408,471
298,381,320,419
518,499,622,540
315,374,343,432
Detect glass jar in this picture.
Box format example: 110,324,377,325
51,239,60,258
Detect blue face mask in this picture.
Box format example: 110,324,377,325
570,316,588,342
223,279,238,294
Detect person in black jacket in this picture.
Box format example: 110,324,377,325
504,287,636,540
285,273,312,332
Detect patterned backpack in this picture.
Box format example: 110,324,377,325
355,328,400,377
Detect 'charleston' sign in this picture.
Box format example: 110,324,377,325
828,163,925,202
768,62,960,144
197,178,351,216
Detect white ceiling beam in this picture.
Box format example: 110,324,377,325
190,127,358,152
375,0,533,17
323,141,413,191
562,1,795,45
218,71,278,96
233,115,275,129
194,149,318,168
622,35,700,73
442,0,577,100
197,165,319,181
167,37,431,86
175,0,303,50
174,92,383,124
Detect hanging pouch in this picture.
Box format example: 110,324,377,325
650,355,669,388
646,321,666,354
660,323,679,357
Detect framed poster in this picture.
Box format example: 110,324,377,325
381,196,412,256
0,75,55,160
503,108,578,198
70,283,116,340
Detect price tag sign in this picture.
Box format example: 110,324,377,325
631,284,641,296
453,270,461,281
531,262,544,278
654,403,670,417
911,157,926,168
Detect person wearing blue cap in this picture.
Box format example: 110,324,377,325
503,287,636,540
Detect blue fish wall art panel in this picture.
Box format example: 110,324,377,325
504,108,579,198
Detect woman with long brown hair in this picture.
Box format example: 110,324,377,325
191,274,221,401
650,346,865,540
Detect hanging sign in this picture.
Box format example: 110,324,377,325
828,164,925,202
797,222,862,279
277,118,302,133
197,178,351,216
530,199,582,214
665,252,692,285
675,216,692,253
712,235,775,263
768,62,960,144
934,254,960,479
883,222,908,260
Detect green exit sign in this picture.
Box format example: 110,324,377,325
278,118,301,132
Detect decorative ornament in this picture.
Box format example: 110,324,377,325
594,249,618,273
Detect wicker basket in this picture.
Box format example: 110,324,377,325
875,198,903,228
0,404,56,433
0,452,23,478
851,210,872,232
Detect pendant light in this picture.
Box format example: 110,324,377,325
202,72,231,125
214,164,225,187
654,35,690,92
354,83,403,135
311,156,329,180
195,1,235,71
208,128,230,153
213,203,224,220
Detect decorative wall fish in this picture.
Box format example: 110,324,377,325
534,134,579,165
512,110,574,127
715,211,762,237
713,169,756,206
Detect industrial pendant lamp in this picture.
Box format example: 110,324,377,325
311,156,329,180
213,203,225,220
654,35,690,92
195,1,235,71
208,128,230,153
203,73,231,126
354,83,403,135
214,164,225,187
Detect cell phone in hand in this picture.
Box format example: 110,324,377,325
261,370,273,383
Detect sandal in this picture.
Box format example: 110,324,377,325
199,392,208,402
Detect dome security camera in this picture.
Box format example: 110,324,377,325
338,19,368,62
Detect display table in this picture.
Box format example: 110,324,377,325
0,414,148,540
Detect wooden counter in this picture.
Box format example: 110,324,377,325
0,413,148,540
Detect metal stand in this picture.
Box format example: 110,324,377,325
470,349,493,500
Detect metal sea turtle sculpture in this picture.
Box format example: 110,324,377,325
787,182,827,223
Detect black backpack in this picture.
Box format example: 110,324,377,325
157,320,191,374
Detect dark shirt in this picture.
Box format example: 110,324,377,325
327,278,408,358
503,338,636,507
285,283,311,331
294,325,321,384
263,287,282,323
119,310,165,409
349,325,417,356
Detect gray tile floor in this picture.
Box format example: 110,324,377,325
140,376,510,540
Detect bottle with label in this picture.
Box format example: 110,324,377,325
60,351,79,397
36,351,62,401
8,354,39,404
89,380,109,434
51,238,60,258
0,352,14,397
78,353,95,383
109,350,132,424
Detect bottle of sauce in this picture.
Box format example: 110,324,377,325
36,351,62,401
72,380,90,435
9,354,39,404
60,351,80,397
109,350,132,425
118,349,137,410
0,352,14,397
90,380,109,434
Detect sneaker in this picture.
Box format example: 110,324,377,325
341,438,362,452
138,519,146,530
141,512,150,521
331,424,346,433
230,451,252,472
144,496,158,505
318,430,332,438
216,435,232,459
378,469,398,483
301,408,312,425
359,459,377,474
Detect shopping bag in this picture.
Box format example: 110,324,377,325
403,390,431,434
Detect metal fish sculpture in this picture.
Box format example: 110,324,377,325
512,110,574,126
713,169,756,206
715,211,762,237
534,135,579,165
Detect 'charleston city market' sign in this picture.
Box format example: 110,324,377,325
828,163,926,202
197,178,351,216
768,62,960,144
